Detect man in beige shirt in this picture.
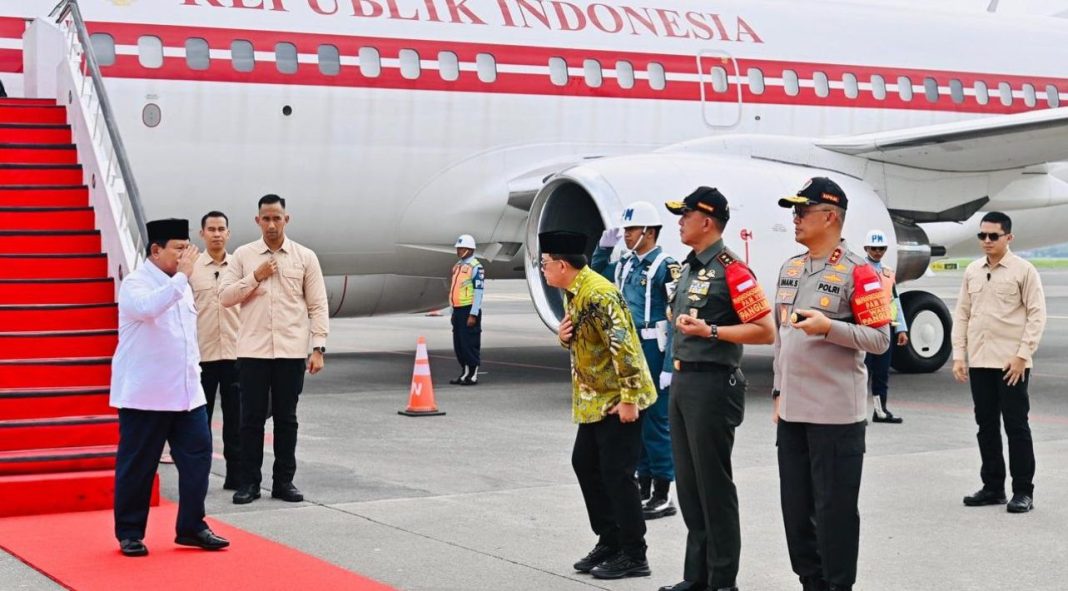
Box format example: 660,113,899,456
191,211,241,490
220,194,329,505
952,211,1046,514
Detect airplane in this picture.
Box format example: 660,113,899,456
1,0,1067,375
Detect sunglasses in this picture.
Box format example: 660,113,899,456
792,207,834,219
976,232,1005,242
867,246,887,252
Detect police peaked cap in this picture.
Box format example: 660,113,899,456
779,177,849,210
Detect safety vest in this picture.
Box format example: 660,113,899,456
879,265,900,325
450,259,482,307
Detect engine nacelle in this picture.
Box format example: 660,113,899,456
524,154,905,330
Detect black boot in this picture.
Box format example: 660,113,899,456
449,366,469,385
638,475,652,503
643,479,677,519
872,395,903,424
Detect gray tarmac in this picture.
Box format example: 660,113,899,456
4,269,1068,590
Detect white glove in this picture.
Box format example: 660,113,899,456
598,228,621,248
659,372,672,390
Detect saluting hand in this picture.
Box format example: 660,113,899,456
676,314,709,337
559,313,574,344
254,258,278,282
791,309,832,336
177,244,200,279
608,402,639,423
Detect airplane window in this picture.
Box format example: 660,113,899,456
317,45,339,76
359,47,381,78
710,66,728,93
90,33,115,67
747,67,764,95
584,59,602,88
843,72,858,99
231,40,254,72
1022,83,1036,107
949,79,964,104
648,63,666,91
974,80,989,105
399,49,420,80
549,57,568,87
185,38,209,71
138,36,163,69
616,60,634,89
870,74,886,100
924,77,939,103
783,70,799,96
814,71,829,98
476,53,496,83
1047,85,1060,108
438,51,459,82
897,76,913,101
998,82,1013,106
276,42,298,75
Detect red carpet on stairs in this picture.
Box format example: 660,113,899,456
0,501,398,591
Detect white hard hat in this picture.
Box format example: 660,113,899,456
619,201,661,228
864,229,889,248
455,234,476,250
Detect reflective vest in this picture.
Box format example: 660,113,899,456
450,259,482,307
879,265,900,325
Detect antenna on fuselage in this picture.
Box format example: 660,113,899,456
986,0,999,12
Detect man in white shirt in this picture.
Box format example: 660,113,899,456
111,219,230,557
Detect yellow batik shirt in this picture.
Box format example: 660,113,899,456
560,266,657,424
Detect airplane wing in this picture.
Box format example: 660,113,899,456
816,106,1068,172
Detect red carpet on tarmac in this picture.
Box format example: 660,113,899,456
0,501,397,591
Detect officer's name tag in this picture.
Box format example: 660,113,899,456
688,281,710,296
640,328,659,341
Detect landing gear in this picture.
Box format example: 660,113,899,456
891,290,952,374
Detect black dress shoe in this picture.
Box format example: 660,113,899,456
175,528,230,550
271,482,304,502
1007,493,1034,513
233,484,261,504
871,411,903,424
658,583,707,591
589,553,650,579
119,538,148,557
573,543,619,573
963,488,1007,506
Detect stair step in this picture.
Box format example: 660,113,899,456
0,444,116,475
0,386,112,420
0,165,82,185
0,302,116,332
0,253,108,279
0,414,118,451
0,229,101,254
0,357,112,390
0,124,72,144
0,278,114,305
0,144,78,165
0,329,117,358
0,99,57,107
0,106,67,125
0,185,87,207
0,470,158,517
0,206,95,230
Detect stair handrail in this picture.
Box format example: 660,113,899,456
49,0,148,268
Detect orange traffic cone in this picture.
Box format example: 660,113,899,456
398,336,446,417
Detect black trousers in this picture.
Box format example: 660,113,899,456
777,420,866,587
969,368,1035,495
237,358,305,487
451,305,481,373
114,406,211,540
572,414,647,559
670,367,746,589
200,360,241,479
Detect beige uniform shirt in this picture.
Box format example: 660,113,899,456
773,242,891,424
219,237,329,359
951,250,1046,369
190,252,240,362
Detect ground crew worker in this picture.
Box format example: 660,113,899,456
191,211,242,489
449,234,484,385
540,230,657,581
111,218,229,557
773,177,891,591
220,194,329,506
592,201,681,520
953,211,1046,514
862,229,908,424
658,187,775,591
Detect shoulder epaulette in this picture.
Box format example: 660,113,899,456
716,250,737,267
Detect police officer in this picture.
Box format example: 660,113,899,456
448,234,484,385
658,187,775,591
862,229,908,424
772,177,891,591
592,201,681,519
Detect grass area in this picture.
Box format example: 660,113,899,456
932,258,1068,270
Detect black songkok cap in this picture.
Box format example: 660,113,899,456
665,186,730,222
779,176,849,210
539,231,587,256
146,218,189,243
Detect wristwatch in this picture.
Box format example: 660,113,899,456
708,324,719,342
313,346,326,354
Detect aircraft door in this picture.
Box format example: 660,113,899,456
697,51,742,128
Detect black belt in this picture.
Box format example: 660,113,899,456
673,360,734,373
